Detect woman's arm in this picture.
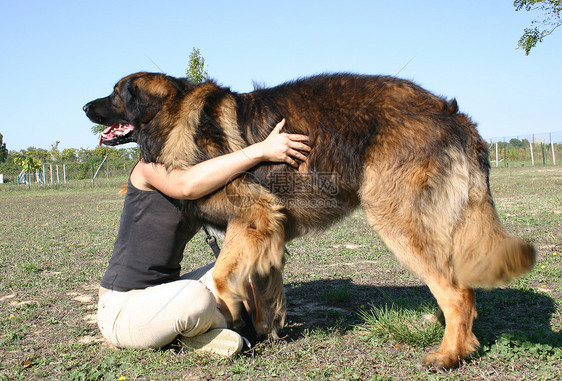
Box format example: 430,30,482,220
134,119,310,200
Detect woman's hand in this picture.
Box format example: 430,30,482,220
255,119,311,167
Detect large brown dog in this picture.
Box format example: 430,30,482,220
84,72,535,368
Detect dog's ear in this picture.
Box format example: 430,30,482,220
122,78,139,104
119,78,162,125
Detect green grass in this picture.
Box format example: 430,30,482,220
0,165,561,380
319,285,352,303
356,303,444,347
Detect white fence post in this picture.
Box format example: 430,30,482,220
548,132,556,165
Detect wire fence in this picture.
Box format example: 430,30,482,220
0,157,136,188
1,130,560,189
484,131,561,167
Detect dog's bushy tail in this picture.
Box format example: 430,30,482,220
453,197,536,287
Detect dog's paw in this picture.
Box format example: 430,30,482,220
419,351,460,370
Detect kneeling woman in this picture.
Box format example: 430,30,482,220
97,119,310,356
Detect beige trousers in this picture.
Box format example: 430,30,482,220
97,263,227,348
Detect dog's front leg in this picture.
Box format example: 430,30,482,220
250,267,286,339
212,216,286,338
212,219,251,332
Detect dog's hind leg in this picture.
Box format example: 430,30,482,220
362,203,479,368
420,278,478,368
360,147,481,368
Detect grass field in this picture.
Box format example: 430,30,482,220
1,166,561,380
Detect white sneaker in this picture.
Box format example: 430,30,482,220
179,328,243,357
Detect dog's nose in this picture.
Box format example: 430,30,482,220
83,103,91,113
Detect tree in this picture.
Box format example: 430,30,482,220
125,147,139,160
23,147,49,162
515,0,562,55
509,138,526,148
185,48,208,83
50,141,61,162
91,124,106,135
0,133,7,163
14,153,42,186
14,154,41,171
61,148,78,162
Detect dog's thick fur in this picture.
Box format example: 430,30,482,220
84,72,535,368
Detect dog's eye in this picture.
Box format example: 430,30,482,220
110,90,123,107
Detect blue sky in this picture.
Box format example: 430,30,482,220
1,0,561,151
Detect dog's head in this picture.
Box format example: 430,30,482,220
83,72,194,160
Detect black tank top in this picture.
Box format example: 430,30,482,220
100,177,200,291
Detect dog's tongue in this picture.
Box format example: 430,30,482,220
99,123,134,145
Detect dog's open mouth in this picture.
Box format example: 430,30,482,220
99,123,135,146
